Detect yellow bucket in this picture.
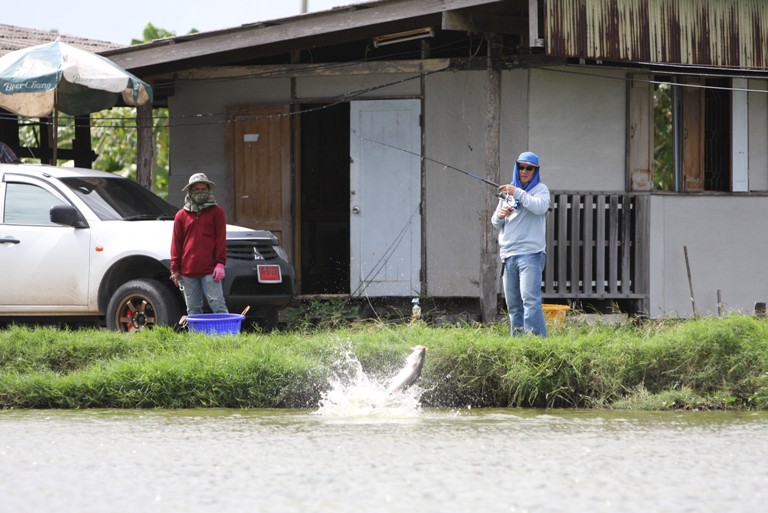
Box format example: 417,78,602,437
543,304,570,325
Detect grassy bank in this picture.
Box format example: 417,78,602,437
1,315,767,410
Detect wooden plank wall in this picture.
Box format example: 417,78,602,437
543,192,649,303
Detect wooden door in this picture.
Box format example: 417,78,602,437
226,105,292,256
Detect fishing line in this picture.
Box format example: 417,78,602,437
361,137,501,189
360,137,518,207
304,202,418,344
350,204,420,300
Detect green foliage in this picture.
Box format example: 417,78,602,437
284,298,358,332
130,23,178,45
1,315,767,410
653,80,675,190
93,108,171,197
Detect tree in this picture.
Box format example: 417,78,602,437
131,23,196,45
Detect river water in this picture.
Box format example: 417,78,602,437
2,404,766,513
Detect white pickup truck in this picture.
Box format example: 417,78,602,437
0,163,294,331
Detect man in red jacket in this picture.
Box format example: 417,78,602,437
170,173,229,315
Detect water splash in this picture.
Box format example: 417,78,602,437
314,348,423,418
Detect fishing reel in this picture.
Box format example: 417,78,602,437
495,189,516,208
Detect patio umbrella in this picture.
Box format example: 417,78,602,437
0,40,152,160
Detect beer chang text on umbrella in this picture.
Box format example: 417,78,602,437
0,40,151,116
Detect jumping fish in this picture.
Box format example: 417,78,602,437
385,345,427,395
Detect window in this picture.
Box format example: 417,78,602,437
631,74,734,192
654,76,731,192
3,182,65,225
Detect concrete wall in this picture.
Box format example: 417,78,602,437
423,68,528,296
423,71,486,296
528,66,627,192
649,194,768,317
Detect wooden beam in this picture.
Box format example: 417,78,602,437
145,55,563,84
151,59,453,81
136,102,154,190
480,34,502,323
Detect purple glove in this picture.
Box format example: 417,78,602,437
212,263,225,282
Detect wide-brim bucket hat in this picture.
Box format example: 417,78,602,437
182,172,216,192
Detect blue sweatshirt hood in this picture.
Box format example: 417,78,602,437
510,151,540,207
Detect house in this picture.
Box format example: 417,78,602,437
97,0,768,318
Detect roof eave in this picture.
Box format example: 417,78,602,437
102,0,508,74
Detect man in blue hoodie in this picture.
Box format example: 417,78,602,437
491,151,550,336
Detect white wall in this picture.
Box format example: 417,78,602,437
423,70,487,296
528,66,627,192
423,68,529,296
649,194,768,317
423,71,489,296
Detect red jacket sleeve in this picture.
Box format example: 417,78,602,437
213,206,227,266
170,210,185,273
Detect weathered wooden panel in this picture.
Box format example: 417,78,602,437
546,0,768,68
681,77,705,191
543,192,648,302
627,74,654,191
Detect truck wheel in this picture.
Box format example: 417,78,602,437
106,278,182,332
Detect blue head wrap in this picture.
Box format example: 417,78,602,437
509,151,540,207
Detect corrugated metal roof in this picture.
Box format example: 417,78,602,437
0,24,123,57
545,0,768,69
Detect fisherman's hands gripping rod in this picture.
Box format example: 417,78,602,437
495,186,518,208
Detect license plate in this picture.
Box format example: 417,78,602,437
257,265,282,283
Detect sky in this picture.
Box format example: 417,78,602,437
3,0,376,45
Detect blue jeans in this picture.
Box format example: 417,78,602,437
502,252,547,337
180,274,228,315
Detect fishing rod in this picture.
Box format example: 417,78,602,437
361,138,517,205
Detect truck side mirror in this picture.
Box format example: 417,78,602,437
50,205,88,228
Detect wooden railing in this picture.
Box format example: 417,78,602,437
543,192,650,310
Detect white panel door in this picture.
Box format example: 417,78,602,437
350,99,421,297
